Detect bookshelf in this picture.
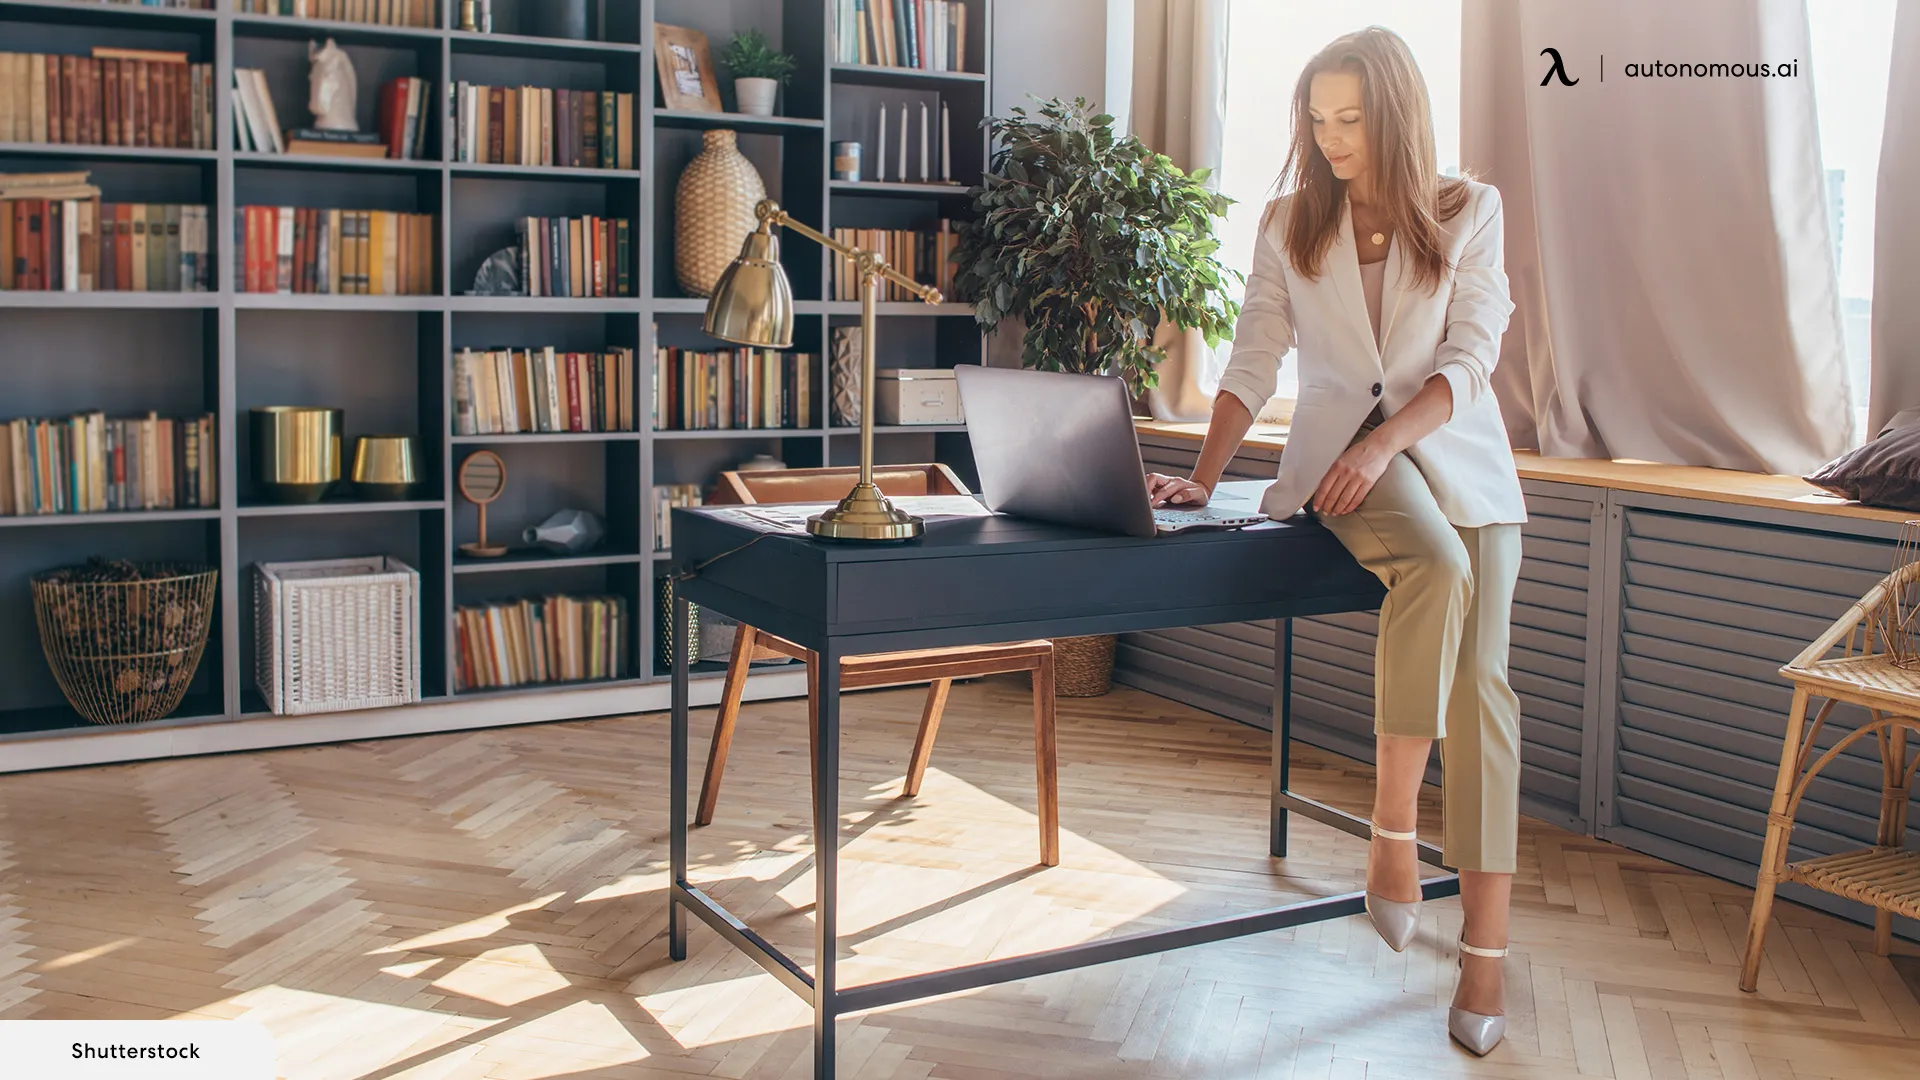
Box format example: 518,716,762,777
0,0,995,772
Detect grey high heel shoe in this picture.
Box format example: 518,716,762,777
1362,823,1421,952
1449,936,1509,1056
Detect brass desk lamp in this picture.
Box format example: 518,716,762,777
703,199,944,541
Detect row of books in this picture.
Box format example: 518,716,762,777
235,1,435,25
454,595,629,692
830,223,959,301
4,200,213,294
834,0,972,72
1,414,218,517
654,347,816,432
651,484,701,552
237,206,435,295
453,346,638,436
453,84,636,171
106,2,209,7
515,215,632,298
0,50,215,150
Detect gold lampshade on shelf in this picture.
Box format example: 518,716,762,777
703,200,942,542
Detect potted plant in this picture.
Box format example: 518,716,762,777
953,97,1242,695
721,29,796,117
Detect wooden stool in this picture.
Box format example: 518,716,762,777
694,463,1061,867
1740,558,1920,991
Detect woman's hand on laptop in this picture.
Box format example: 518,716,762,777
1146,473,1211,508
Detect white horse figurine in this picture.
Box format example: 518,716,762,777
307,39,358,132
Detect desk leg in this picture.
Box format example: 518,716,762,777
670,594,690,962
1271,618,1294,858
813,647,841,1079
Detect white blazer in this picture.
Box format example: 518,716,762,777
1218,179,1527,529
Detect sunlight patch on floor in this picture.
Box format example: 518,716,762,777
376,893,563,954
431,944,572,1007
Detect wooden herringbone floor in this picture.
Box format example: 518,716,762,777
1,677,1916,1079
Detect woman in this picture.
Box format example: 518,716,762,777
1146,27,1525,1056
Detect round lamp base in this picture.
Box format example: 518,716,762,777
807,483,923,542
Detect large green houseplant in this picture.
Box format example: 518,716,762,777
953,97,1243,401
953,99,1242,695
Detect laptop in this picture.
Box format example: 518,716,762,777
954,365,1268,538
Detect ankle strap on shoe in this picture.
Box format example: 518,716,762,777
1370,824,1418,842
1458,940,1508,959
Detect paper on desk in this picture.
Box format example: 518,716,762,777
710,496,992,534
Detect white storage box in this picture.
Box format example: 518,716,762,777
254,556,421,715
874,368,964,425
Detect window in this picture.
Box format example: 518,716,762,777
1807,1,1897,442
1205,2,1463,418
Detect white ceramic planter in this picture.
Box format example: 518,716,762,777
735,77,779,116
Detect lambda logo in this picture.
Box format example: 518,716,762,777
1540,47,1579,86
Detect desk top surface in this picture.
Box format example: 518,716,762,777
669,481,1382,651
675,481,1304,563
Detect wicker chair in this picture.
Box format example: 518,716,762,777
1739,545,1920,991
695,464,1059,867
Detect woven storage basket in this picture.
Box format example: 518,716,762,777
1055,634,1116,697
32,562,218,725
255,556,420,715
674,128,766,297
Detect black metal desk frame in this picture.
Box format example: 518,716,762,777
667,503,1463,1079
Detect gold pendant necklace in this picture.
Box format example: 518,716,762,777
1370,231,1386,245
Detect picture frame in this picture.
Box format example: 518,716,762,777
654,24,723,113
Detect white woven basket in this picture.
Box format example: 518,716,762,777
255,556,420,715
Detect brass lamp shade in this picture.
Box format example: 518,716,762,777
702,200,939,542
703,226,794,349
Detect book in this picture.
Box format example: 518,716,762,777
453,348,636,436
453,83,632,170
0,413,215,517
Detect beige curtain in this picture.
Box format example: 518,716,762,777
1131,0,1230,421
1870,0,1920,435
1463,0,1855,473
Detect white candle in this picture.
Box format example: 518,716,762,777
877,103,887,183
941,102,951,182
898,105,908,184
920,103,929,182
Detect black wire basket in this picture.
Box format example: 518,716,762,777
31,560,219,725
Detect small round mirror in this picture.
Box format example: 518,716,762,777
457,451,509,558
458,451,506,505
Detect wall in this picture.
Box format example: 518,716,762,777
983,0,1118,370
991,0,1114,119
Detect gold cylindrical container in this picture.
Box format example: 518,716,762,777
251,406,343,504
351,435,420,501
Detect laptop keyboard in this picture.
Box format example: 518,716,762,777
1152,507,1255,524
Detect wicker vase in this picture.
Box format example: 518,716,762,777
675,129,766,298
1054,634,1116,697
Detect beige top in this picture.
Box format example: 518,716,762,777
1359,256,1387,347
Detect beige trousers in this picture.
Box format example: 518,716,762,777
1309,420,1524,874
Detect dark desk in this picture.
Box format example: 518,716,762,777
667,482,1461,1078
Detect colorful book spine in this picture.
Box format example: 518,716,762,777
452,347,636,436
0,53,213,149
236,206,433,295
0,200,206,293
0,413,216,517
